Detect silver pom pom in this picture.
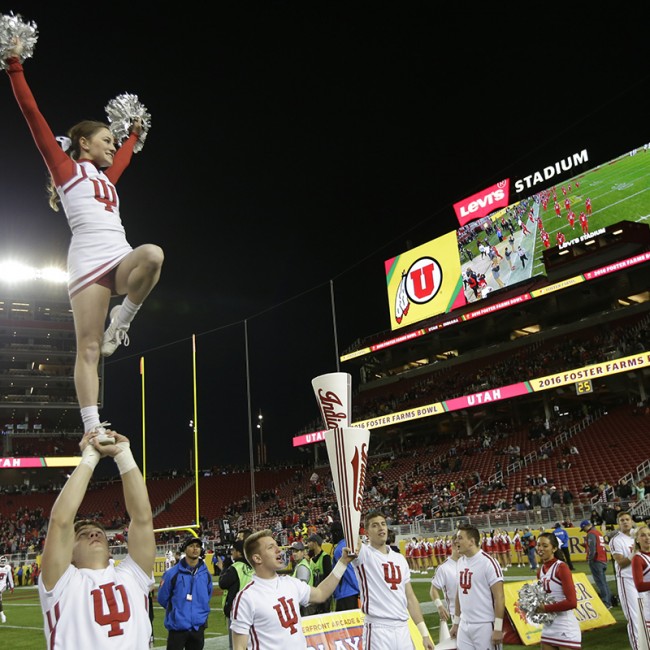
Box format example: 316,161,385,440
0,12,38,70
105,93,151,153
515,582,557,626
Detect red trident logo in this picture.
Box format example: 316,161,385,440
459,567,473,594
383,561,402,590
273,596,300,634
91,582,131,637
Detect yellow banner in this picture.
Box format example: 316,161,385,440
506,573,616,646
301,609,429,649
530,352,650,392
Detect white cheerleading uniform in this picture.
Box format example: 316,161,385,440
538,559,581,649
6,58,139,300
456,550,503,650
353,542,415,649
38,556,154,650
0,563,14,593
431,556,458,616
230,574,311,649
59,160,133,298
632,552,650,648
611,531,640,648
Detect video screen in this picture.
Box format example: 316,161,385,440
457,145,650,304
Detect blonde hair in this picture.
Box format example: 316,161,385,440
47,120,112,211
634,526,650,551
243,529,274,565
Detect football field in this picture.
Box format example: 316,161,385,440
0,561,631,648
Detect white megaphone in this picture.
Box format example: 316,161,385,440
435,620,458,649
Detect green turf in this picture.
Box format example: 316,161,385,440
0,562,630,648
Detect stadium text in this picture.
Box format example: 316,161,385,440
514,149,589,193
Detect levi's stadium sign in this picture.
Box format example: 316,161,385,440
453,179,510,227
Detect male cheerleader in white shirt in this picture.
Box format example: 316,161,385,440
353,510,435,650
38,428,155,649
430,539,460,623
0,555,14,623
451,524,505,649
610,511,639,648
230,529,353,650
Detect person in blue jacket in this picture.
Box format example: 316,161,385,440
158,536,213,649
330,521,360,611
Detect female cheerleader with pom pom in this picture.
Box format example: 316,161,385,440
535,532,581,649
1,14,163,442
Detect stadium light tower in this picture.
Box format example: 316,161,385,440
256,410,266,466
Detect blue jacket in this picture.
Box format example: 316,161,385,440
333,539,359,600
157,558,213,632
554,527,569,549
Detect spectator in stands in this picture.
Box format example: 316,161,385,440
562,485,575,521
617,478,634,504
580,519,613,608
307,533,333,614
219,540,253,649
3,36,164,439
230,529,354,649
636,481,646,502
36,428,155,648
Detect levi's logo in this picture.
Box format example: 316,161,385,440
453,180,510,226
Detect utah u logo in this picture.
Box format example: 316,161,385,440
273,596,300,634
90,177,118,212
383,562,401,590
459,568,473,594
91,582,131,637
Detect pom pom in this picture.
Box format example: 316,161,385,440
104,93,151,153
0,12,38,70
514,582,557,626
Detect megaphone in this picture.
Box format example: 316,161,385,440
435,621,458,649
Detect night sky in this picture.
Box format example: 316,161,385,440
1,3,649,471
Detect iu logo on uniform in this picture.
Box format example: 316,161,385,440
273,596,300,634
459,568,473,594
383,562,402,590
91,583,131,636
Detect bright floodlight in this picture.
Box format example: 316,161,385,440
0,260,68,285
0,261,38,283
40,267,68,284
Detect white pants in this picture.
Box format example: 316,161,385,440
457,619,502,650
363,620,414,649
